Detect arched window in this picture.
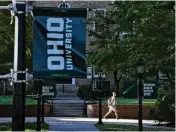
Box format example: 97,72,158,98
58,3,71,8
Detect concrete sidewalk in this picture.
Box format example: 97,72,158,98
0,117,175,131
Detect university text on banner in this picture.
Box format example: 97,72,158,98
33,8,87,78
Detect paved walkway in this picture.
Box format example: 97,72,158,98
0,117,175,131
48,119,99,131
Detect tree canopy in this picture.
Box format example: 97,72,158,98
0,1,33,74
88,1,174,77
87,1,175,92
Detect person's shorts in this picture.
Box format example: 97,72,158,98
109,106,116,112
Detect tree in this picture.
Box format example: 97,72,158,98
0,2,14,74
0,2,33,74
87,1,175,94
87,7,130,94
110,1,175,78
88,1,175,123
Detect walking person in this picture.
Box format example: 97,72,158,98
103,92,120,119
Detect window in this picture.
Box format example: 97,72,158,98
92,8,106,32
58,3,70,8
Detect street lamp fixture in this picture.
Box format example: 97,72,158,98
135,58,145,131
136,58,145,74
89,67,106,125
98,72,104,77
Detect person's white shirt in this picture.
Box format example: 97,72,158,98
111,96,116,107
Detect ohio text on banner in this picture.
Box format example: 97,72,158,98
33,8,87,78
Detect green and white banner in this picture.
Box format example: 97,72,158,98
33,8,87,78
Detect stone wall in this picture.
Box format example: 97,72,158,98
0,104,51,117
87,104,151,119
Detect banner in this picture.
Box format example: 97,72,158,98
33,8,87,78
123,80,157,99
143,81,157,99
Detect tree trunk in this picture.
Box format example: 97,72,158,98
156,69,159,87
113,70,123,97
113,70,119,95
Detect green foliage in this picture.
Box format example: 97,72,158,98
88,1,175,81
95,124,173,131
0,3,14,74
87,1,175,96
103,98,156,105
77,84,111,101
0,122,48,131
149,82,175,123
26,79,38,95
0,95,37,104
77,84,92,100
0,2,33,74
90,91,111,100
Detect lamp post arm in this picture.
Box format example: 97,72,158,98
0,6,11,10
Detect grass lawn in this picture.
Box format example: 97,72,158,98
0,122,48,131
95,124,173,131
0,96,37,105
102,98,156,105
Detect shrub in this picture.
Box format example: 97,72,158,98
77,84,92,100
26,79,37,95
149,82,175,123
77,84,112,100
26,79,44,95
90,91,111,100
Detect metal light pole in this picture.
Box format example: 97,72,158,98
91,66,94,89
11,2,26,131
138,74,143,131
97,72,103,125
136,58,145,131
36,93,41,131
41,95,45,123
0,1,33,131
36,79,43,131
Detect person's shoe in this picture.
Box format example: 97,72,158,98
116,117,120,119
